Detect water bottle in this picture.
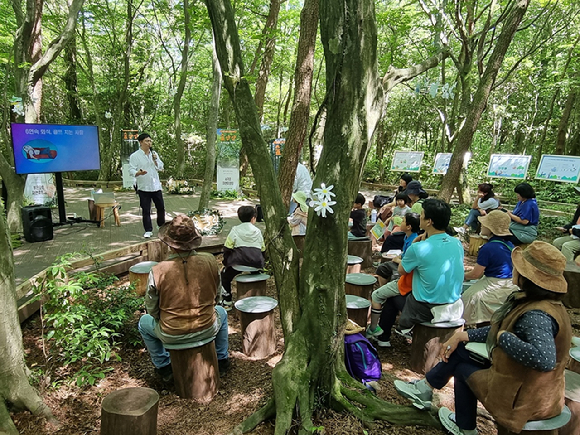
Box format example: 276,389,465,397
371,209,377,223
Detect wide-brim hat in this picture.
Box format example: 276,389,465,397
478,210,511,236
404,180,426,196
158,214,202,250
511,241,567,294
292,191,309,213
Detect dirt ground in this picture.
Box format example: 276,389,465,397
11,249,580,435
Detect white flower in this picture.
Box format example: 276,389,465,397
313,183,335,201
104,111,112,119
312,199,336,218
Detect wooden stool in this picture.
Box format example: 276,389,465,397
96,202,121,228
129,261,158,296
562,370,580,435
101,387,159,435
348,238,372,268
235,273,270,300
468,235,486,256
347,255,363,274
345,273,377,300
410,320,465,374
497,406,571,435
234,296,278,359
345,295,370,328
563,262,580,309
232,265,261,273
570,347,580,375
168,342,219,402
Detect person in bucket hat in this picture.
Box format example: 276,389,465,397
138,215,230,381
394,241,571,435
461,210,518,325
288,191,309,235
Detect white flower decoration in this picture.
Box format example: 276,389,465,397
104,111,112,119
312,198,336,218
313,183,335,201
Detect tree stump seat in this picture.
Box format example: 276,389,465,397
128,261,159,296
345,294,371,328
232,265,261,273
468,235,486,256
570,347,580,375
348,238,373,268
562,370,580,435
100,387,159,435
563,262,580,309
234,296,278,359
410,320,465,374
167,341,219,402
347,255,364,274
345,273,377,300
497,405,571,435
235,273,270,300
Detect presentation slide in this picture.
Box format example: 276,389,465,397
535,154,580,183
487,154,531,179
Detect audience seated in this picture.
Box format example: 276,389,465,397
383,193,411,235
348,193,367,239
503,182,540,245
455,183,499,235
288,191,309,236
553,203,580,261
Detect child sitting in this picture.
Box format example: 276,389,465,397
221,205,266,308
384,193,411,233
348,193,368,238
366,212,420,345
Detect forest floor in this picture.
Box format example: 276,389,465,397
11,249,580,435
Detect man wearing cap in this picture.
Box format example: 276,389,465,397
138,215,229,381
129,133,166,238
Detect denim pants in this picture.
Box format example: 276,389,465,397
138,306,229,368
464,209,481,231
425,343,491,430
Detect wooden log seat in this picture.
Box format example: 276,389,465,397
95,202,121,228
570,347,580,375
410,320,465,374
561,370,580,435
232,265,261,273
563,261,580,309
347,255,364,274
167,341,219,402
468,235,486,256
100,387,159,435
234,273,270,300
128,261,159,296
348,237,373,268
345,294,370,328
497,406,571,435
345,273,377,300
234,296,278,359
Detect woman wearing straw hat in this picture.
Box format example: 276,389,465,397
394,241,572,435
288,191,309,236
461,210,518,326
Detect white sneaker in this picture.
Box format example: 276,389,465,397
144,231,153,238
454,227,466,235
375,339,392,348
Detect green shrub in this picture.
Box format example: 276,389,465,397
210,189,244,199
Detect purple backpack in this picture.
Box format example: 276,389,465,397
344,333,382,387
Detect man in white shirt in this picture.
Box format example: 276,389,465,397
129,133,166,238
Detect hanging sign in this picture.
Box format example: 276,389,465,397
535,154,580,183
390,151,424,173
217,129,241,191
487,154,531,179
433,153,452,175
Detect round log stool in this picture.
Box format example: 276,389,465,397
347,237,373,268
345,273,377,300
347,255,364,274
345,294,370,328
563,261,580,309
468,235,486,256
562,370,580,435
235,296,278,359
232,265,261,273
235,273,270,300
570,347,580,375
410,320,465,374
129,261,159,296
497,405,571,435
167,341,219,402
101,387,159,435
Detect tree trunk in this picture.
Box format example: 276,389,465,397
555,88,577,155
205,0,440,433
0,202,58,434
439,0,531,203
63,36,82,123
198,39,221,210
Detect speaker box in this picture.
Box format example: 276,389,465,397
22,206,53,243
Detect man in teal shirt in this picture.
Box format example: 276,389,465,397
397,198,464,329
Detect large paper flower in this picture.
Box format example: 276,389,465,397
312,198,336,218
313,183,335,201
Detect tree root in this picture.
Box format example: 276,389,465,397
229,398,276,435
0,399,19,435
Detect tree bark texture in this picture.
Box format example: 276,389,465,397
439,0,531,203
174,0,191,178
206,0,440,433
0,203,57,434
555,88,577,155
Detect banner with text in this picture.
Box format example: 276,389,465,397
433,153,452,175
535,154,580,183
487,154,531,179
217,129,241,191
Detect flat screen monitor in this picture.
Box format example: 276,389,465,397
11,123,101,174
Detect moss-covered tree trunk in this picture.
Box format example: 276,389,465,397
205,0,440,433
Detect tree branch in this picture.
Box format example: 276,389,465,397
382,49,449,93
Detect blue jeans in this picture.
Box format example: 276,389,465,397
464,209,481,231
138,306,229,368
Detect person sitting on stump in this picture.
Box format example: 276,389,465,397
138,215,230,382
394,241,571,435
553,202,580,261
348,192,368,239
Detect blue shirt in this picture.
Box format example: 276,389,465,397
477,236,514,279
402,232,418,257
401,232,464,304
513,199,539,226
